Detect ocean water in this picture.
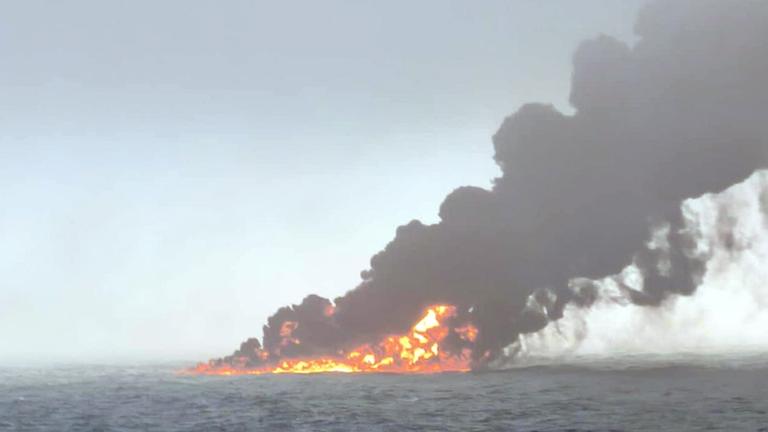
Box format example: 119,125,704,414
1,354,767,431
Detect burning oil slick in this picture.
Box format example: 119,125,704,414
194,0,768,375
193,305,477,375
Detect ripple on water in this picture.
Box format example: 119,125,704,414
0,358,767,431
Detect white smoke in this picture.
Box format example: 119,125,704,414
515,170,768,361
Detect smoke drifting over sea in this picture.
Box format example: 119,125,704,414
204,0,768,371
518,172,768,361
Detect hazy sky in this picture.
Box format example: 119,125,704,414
0,1,645,363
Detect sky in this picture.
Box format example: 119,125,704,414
0,0,646,364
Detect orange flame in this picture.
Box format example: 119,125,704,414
191,304,476,375
323,304,335,317
455,324,478,343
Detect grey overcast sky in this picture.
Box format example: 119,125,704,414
0,1,645,363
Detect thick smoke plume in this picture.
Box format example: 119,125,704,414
516,172,768,361
210,0,768,369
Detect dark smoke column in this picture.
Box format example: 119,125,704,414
212,0,768,370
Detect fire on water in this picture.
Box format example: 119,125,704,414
190,305,478,375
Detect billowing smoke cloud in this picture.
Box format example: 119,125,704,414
516,172,768,361
211,0,768,369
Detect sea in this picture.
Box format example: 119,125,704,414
1,353,767,431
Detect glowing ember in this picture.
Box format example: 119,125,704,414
455,324,478,343
323,304,335,317
191,304,477,375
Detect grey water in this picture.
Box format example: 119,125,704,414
2,354,768,431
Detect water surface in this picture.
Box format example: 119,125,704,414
2,354,767,431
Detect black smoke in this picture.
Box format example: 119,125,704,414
210,0,768,369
